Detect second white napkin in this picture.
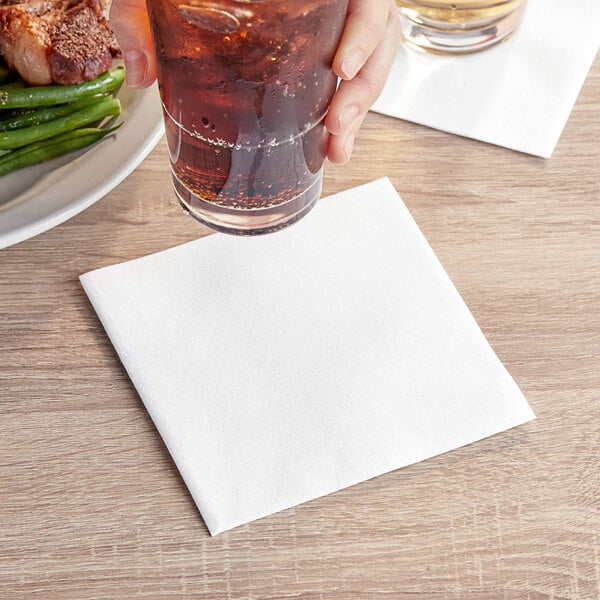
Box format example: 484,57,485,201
80,179,535,535
372,0,600,158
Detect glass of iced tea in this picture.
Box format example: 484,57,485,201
395,0,528,54
146,0,349,235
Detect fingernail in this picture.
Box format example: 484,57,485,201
341,50,365,79
338,104,360,131
124,50,148,87
343,133,355,162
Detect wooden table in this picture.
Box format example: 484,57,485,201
1,55,599,599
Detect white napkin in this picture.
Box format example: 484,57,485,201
372,0,600,158
80,178,535,535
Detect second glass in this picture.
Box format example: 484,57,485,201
395,0,528,55
146,0,349,235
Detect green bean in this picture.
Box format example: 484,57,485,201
0,125,121,177
0,95,109,132
0,96,121,149
0,67,125,109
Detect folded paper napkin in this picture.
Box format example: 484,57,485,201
372,0,600,158
80,178,535,535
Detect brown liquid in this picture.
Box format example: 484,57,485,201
147,0,348,215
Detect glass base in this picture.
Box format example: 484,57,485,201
173,170,323,236
398,4,527,55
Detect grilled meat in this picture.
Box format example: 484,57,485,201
0,0,120,85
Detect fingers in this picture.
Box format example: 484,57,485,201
109,0,157,88
327,112,367,164
326,1,401,163
332,0,392,80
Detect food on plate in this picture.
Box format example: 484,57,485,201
0,123,119,175
0,64,123,108
0,2,124,178
0,67,124,176
0,94,120,149
0,0,120,85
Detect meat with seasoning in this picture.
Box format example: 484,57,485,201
0,0,121,85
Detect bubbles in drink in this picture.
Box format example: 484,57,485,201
147,0,349,231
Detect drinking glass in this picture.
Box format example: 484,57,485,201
395,0,528,54
146,0,350,235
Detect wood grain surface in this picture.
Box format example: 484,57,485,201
1,54,599,600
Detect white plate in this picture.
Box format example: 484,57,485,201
0,82,164,249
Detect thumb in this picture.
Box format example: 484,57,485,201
109,0,157,88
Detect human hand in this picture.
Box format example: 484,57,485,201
109,0,401,163
326,0,401,163
109,0,157,89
